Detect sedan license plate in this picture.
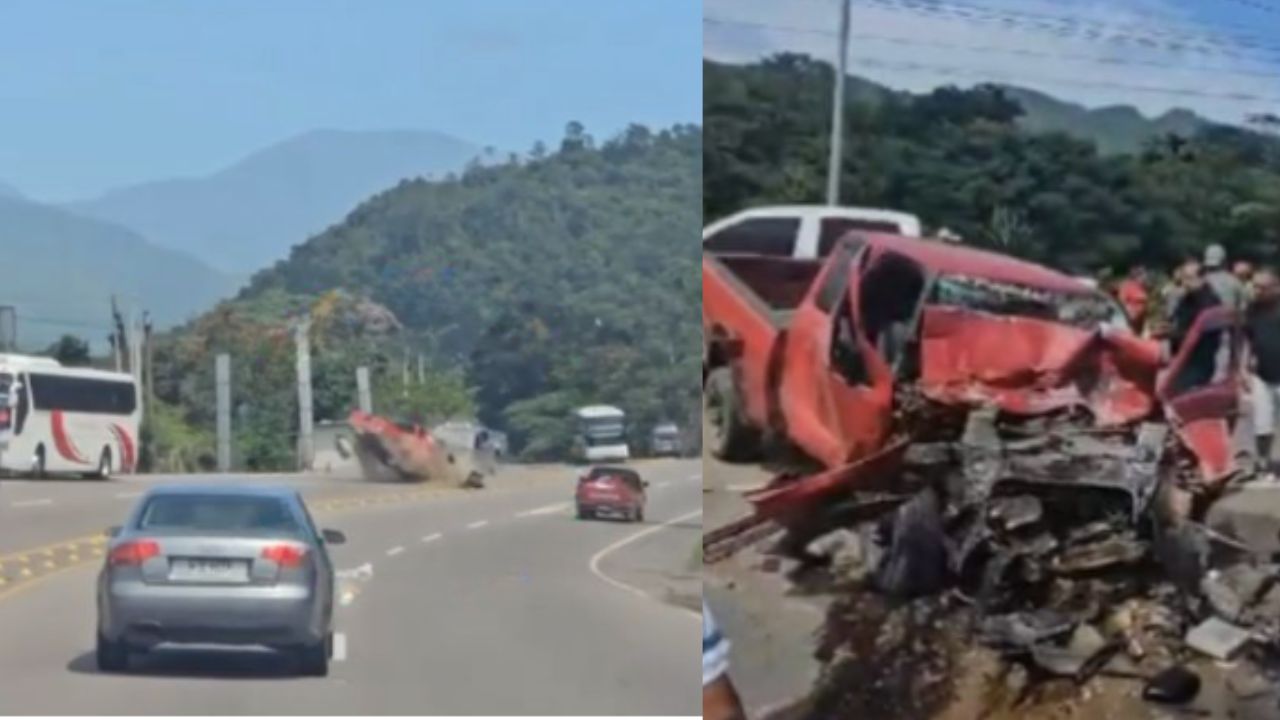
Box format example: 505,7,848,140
169,558,249,583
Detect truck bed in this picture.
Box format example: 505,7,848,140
706,254,823,328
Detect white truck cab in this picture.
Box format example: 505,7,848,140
702,205,923,260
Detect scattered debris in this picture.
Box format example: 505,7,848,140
1185,617,1252,661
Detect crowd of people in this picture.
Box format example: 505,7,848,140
1109,244,1280,474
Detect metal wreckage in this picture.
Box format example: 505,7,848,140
346,410,490,488
702,231,1280,701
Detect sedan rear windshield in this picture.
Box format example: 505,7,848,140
136,494,303,537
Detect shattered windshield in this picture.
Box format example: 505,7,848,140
931,275,1127,330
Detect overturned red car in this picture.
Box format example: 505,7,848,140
703,230,1243,599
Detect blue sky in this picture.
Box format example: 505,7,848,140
705,0,1280,128
0,0,701,202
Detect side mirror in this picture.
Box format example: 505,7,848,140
106,526,122,538
321,529,346,545
643,481,650,488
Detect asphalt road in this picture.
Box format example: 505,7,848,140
0,459,703,715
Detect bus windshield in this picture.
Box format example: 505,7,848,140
579,416,625,445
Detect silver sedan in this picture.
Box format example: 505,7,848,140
96,484,345,676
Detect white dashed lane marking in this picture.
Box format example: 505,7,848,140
10,499,52,509
466,520,489,530
386,546,404,557
516,503,569,518
115,491,143,500
421,533,442,544
333,632,348,662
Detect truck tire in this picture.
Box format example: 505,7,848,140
704,367,759,462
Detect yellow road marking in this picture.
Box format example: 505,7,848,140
0,485,458,602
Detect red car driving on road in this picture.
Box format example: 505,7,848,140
576,466,647,522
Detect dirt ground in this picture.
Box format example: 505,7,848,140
702,439,1280,720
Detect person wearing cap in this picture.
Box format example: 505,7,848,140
704,600,747,720
1204,244,1245,313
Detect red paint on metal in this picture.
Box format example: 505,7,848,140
50,410,86,464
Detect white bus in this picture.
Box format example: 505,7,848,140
0,354,140,479
571,405,630,463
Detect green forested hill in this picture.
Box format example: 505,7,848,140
705,55,1280,273
151,123,701,467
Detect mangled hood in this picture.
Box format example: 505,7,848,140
916,306,1163,426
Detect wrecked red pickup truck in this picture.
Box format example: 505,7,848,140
704,231,1245,601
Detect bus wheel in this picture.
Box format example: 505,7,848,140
93,450,113,480
32,446,46,479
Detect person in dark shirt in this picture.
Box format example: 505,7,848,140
1166,261,1223,396
1246,269,1280,470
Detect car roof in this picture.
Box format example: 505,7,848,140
142,484,300,500
855,232,1092,295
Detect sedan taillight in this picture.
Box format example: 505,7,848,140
261,544,308,568
109,540,160,566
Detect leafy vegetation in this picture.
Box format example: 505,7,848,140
144,122,700,468
705,55,1280,273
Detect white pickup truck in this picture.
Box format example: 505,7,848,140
702,205,923,260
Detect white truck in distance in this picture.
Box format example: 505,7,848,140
702,204,923,259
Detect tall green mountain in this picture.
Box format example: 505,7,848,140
153,124,701,465
67,129,484,274
0,195,236,350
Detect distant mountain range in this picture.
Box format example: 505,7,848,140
0,194,236,350
998,86,1208,156
831,70,1211,155
66,129,484,273
3,128,484,349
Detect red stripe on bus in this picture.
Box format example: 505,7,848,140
51,410,87,464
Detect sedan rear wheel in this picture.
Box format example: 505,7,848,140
96,632,128,673
298,638,329,677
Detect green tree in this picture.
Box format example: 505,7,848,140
43,334,91,366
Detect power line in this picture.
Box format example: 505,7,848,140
704,17,1280,80
706,20,1280,105
846,0,1280,62
851,55,1280,105
1216,0,1280,15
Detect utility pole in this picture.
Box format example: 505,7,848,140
401,349,410,397
417,353,425,385
825,0,851,206
295,317,314,471
143,312,154,422
110,296,126,372
0,305,15,352
356,366,372,413
129,310,143,403
216,353,231,472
